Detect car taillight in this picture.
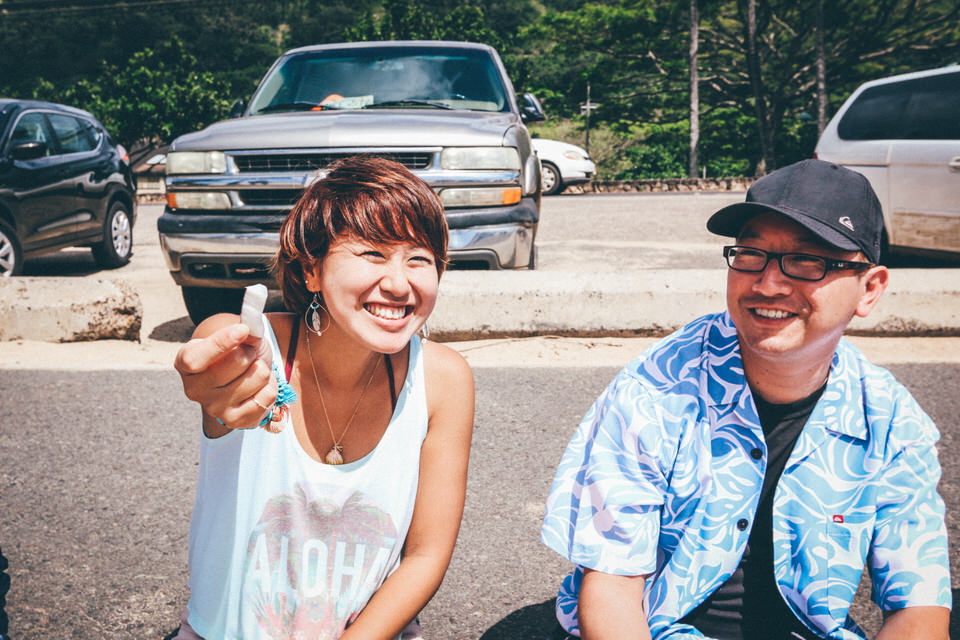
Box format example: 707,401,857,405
117,144,129,163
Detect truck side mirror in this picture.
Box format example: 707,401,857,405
228,99,247,119
520,92,546,123
11,141,48,161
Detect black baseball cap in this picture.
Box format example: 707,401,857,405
706,159,884,264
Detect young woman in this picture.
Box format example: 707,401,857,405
173,156,475,640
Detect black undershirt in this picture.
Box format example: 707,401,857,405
679,382,828,640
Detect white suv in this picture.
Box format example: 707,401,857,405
815,65,960,258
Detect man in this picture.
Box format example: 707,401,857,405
541,159,951,640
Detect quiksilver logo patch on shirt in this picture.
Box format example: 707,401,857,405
839,216,854,231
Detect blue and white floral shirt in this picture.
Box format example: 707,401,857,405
541,312,950,639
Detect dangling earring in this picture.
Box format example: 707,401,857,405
305,292,330,336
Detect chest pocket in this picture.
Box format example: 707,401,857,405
825,513,875,619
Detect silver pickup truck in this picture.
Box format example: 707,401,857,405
158,40,545,323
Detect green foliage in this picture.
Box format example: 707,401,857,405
345,0,505,46
698,107,756,177
1,0,956,175
618,122,688,180
58,37,231,147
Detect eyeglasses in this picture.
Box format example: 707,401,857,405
723,245,873,282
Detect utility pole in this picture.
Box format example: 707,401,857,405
585,82,591,155
580,82,599,156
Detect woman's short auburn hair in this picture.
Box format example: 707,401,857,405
274,155,448,314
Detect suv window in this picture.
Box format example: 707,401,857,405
48,113,98,153
900,73,960,140
8,112,53,156
838,70,960,141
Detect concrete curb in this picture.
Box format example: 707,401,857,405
0,277,142,342
428,269,960,340
1,268,957,343
429,270,727,340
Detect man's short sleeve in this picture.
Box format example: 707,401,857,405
541,370,678,576
869,388,951,611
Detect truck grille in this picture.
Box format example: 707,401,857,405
233,152,433,172
240,189,304,207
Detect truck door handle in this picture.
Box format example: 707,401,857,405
950,157,960,170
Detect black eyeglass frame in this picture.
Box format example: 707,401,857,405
722,245,874,282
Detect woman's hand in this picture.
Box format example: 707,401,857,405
174,313,277,437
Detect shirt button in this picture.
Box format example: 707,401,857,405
737,518,749,531
751,448,763,460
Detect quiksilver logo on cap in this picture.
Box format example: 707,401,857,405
839,216,854,231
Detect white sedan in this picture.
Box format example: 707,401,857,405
532,138,596,195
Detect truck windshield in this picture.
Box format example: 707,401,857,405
249,46,511,115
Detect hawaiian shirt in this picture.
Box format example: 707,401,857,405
541,312,950,639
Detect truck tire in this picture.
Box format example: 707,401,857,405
182,286,244,325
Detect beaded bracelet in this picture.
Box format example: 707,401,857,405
216,362,297,433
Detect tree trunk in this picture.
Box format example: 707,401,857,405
744,0,774,174
689,0,700,178
816,0,827,135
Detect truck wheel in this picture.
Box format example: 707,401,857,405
0,218,23,277
92,200,133,269
182,286,244,325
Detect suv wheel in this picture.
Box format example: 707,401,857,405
540,161,563,196
92,201,133,269
0,218,23,277
182,286,244,325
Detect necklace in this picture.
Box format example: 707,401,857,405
305,325,380,465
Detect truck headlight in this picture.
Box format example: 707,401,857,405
440,147,521,170
166,151,227,174
167,192,232,210
439,187,521,207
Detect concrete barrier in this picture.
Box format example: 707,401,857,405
0,277,141,342
429,268,960,340
429,270,727,340
0,267,957,344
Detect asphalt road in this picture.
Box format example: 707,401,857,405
1,364,958,639
4,192,959,638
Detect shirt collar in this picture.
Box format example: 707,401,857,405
705,312,868,442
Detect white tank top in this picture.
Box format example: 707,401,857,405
185,317,428,639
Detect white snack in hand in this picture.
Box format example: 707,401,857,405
240,284,268,339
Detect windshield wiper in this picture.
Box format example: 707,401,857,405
364,99,455,110
256,101,342,114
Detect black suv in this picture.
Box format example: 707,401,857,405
0,99,136,276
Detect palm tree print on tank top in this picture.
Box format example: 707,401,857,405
242,482,399,638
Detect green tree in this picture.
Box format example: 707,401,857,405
60,37,232,148
700,0,960,173
520,0,688,123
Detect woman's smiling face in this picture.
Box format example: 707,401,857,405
307,236,440,354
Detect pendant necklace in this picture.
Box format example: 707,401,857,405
305,326,380,465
